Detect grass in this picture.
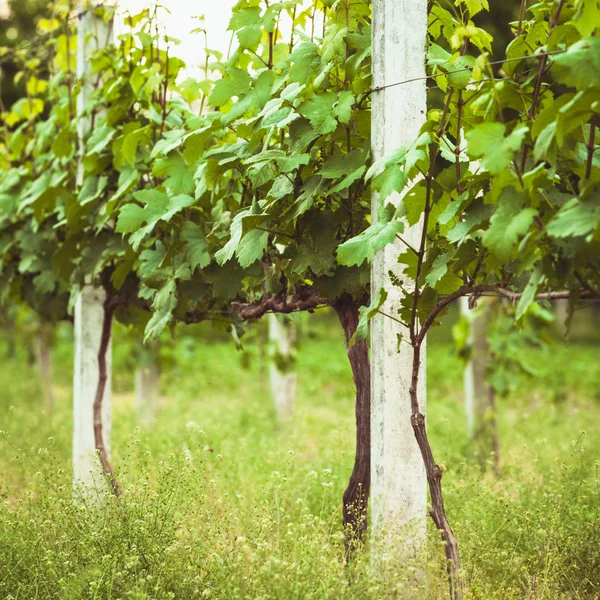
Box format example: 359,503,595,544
0,311,599,599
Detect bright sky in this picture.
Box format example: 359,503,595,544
117,0,238,67
0,0,9,20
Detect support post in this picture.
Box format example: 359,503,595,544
73,5,114,495
459,297,476,438
76,6,113,146
370,0,428,557
267,313,297,420
135,341,160,424
73,286,112,492
554,298,569,335
460,297,499,471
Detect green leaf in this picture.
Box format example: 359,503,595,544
398,248,419,280
353,288,388,345
78,175,108,206
456,0,489,17
434,271,463,294
546,195,600,239
181,222,210,271
290,213,338,277
365,147,406,182
51,130,73,158
573,0,600,37
337,219,404,267
482,188,536,262
236,25,262,48
222,70,274,125
287,176,326,218
138,242,167,281
153,154,195,195
516,267,543,320
372,165,408,201
230,7,262,48
288,43,323,85
335,91,355,125
319,149,366,179
425,253,450,288
116,192,164,235
427,43,452,69
121,126,150,166
401,186,427,227
556,89,598,145
106,168,140,212
116,190,195,250
183,127,212,164
446,200,494,244
209,69,252,107
215,212,245,265
236,229,268,267
150,128,185,159
466,123,528,174
266,175,294,201
111,257,134,290
299,93,338,135
145,280,177,341
533,122,557,163
33,270,56,294
130,64,146,94
447,56,476,89
552,37,600,90
86,125,116,155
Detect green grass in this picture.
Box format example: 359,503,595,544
0,313,599,599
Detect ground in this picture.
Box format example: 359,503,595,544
0,311,599,599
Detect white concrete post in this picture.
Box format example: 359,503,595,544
76,7,113,142
460,297,475,437
554,298,569,335
370,0,428,553
268,313,297,420
73,286,112,490
136,343,160,425
73,6,114,493
460,296,491,440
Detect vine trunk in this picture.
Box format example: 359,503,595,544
333,294,371,555
410,342,463,600
94,303,121,497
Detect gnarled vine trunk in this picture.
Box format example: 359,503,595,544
411,333,463,598
94,303,121,497
333,294,370,553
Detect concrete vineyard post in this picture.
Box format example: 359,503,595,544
370,0,428,558
72,6,114,495
136,341,160,425
73,286,112,493
268,313,297,420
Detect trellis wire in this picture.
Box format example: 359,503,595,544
371,49,566,94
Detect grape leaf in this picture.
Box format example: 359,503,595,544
466,123,528,174
337,220,404,267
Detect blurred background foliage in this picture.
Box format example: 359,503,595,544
0,0,52,108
